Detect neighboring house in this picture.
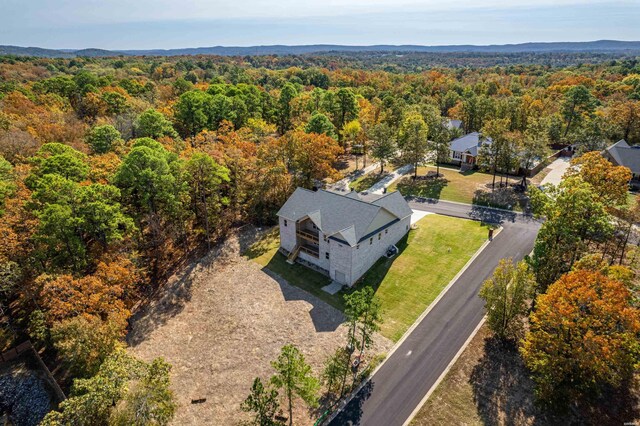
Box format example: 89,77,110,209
603,139,640,184
446,119,463,131
448,132,492,166
277,188,413,286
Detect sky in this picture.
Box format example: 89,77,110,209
1,0,639,50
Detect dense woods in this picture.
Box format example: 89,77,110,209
1,52,640,423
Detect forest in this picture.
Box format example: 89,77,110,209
0,52,639,424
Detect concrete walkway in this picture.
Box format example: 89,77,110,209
329,161,380,192
541,157,571,186
366,164,413,194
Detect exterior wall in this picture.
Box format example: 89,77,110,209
333,216,411,286
328,240,354,285
279,216,297,253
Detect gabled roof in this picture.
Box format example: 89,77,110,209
446,119,463,130
605,139,640,173
277,188,412,246
449,132,492,157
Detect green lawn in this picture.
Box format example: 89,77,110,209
349,171,389,192
245,215,488,342
389,166,527,210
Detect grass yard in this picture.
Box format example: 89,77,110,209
349,170,390,192
389,166,527,210
245,215,488,342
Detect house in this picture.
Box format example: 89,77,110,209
448,132,492,166
276,188,413,286
446,119,463,131
603,139,640,185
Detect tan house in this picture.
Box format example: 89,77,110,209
276,188,412,286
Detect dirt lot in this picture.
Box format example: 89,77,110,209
127,227,392,426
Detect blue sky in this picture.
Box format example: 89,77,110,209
1,0,638,49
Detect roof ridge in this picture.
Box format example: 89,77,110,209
319,189,383,210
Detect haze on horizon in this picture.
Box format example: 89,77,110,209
1,0,639,50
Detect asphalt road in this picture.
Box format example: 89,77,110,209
328,198,540,426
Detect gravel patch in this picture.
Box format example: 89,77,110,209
128,227,392,425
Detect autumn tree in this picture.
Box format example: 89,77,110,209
567,151,632,206
529,176,613,293
479,259,533,341
281,131,342,188
398,112,429,179
521,269,640,406
369,122,397,174
270,344,319,426
241,378,284,426
0,156,15,215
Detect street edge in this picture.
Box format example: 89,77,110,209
401,316,487,426
321,224,502,425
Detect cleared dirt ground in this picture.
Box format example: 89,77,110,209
127,227,392,425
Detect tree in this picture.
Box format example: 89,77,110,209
241,377,284,426
561,85,597,139
173,90,212,137
529,176,613,293
519,120,550,188
27,143,90,185
86,125,121,154
567,151,632,207
0,156,15,215
427,119,452,177
51,313,127,377
281,131,342,188
478,118,510,189
304,113,337,139
479,259,533,341
521,269,640,406
398,112,429,179
369,122,397,174
135,108,178,139
41,348,175,426
277,83,298,134
270,344,319,426
185,152,230,248
322,347,351,397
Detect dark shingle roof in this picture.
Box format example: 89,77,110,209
606,140,640,174
277,188,412,246
449,132,492,157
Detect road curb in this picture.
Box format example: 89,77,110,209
401,316,487,426
321,224,502,425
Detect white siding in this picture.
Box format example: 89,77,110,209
279,216,296,252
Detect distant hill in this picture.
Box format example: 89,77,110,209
2,40,640,58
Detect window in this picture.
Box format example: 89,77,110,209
385,229,388,235
284,220,288,227
406,225,409,230
378,233,381,240
325,252,330,260
369,238,373,245
356,244,360,249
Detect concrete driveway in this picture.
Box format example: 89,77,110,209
541,157,571,186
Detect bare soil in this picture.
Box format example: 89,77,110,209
127,226,392,426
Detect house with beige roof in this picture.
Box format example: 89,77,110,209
276,188,413,286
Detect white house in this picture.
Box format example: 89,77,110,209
276,188,413,286
448,132,492,166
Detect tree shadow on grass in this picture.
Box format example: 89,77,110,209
472,187,528,212
355,234,409,295
395,176,449,200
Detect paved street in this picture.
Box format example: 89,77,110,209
329,199,540,426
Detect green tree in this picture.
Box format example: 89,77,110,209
277,83,298,134
135,108,178,139
561,85,597,139
304,113,337,139
322,347,351,397
0,156,15,215
331,88,359,139
185,152,230,248
27,143,90,185
270,344,319,426
369,122,397,174
398,112,429,179
41,348,175,426
87,125,121,154
479,259,533,341
173,90,212,137
519,120,550,188
51,314,126,378
241,377,284,426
